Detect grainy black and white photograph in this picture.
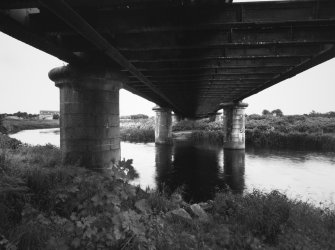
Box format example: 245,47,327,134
1,0,335,249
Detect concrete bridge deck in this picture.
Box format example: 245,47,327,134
1,0,335,118
1,0,335,167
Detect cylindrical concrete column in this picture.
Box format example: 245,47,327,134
221,102,248,149
153,106,172,144
49,65,123,169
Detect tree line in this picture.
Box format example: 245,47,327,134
0,112,39,119
260,109,335,118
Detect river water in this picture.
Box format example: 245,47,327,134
10,128,335,206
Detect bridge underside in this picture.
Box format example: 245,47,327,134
1,0,335,118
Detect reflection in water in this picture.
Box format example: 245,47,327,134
155,142,226,202
223,149,245,194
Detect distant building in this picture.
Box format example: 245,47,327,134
39,110,60,120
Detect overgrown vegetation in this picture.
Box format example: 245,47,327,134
0,135,335,249
2,118,59,134
120,118,155,143
173,119,222,132
0,116,7,134
0,112,39,120
246,113,335,151
173,113,335,151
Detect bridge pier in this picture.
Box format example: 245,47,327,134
221,102,248,150
153,106,172,144
49,65,123,169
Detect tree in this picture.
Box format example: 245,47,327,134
262,109,271,116
271,109,283,117
53,114,60,120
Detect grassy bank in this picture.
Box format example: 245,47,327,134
3,114,335,151
0,134,334,249
120,118,155,143
173,119,222,132
246,114,335,151
119,118,222,143
175,114,335,151
2,118,59,134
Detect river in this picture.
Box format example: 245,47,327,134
10,128,335,206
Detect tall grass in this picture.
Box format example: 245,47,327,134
189,130,224,145
173,119,222,132
120,118,155,142
173,114,335,151
246,129,335,151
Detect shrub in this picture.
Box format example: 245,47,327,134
0,134,22,150
189,130,223,145
120,118,155,142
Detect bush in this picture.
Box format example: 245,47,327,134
0,116,7,134
246,130,335,151
120,118,155,142
0,134,22,150
214,190,290,243
173,119,222,132
189,130,223,145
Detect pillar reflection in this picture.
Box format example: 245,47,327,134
155,142,225,202
223,149,246,193
155,144,173,191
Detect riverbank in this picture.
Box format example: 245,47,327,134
178,114,335,151
1,118,59,134
0,134,334,249
3,114,335,151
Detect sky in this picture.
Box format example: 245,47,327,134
1,22,335,116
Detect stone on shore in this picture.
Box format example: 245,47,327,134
167,208,192,221
190,204,209,222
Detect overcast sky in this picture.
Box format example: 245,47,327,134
1,29,334,116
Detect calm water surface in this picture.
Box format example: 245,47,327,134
10,128,335,205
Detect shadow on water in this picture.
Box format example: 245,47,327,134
155,141,246,202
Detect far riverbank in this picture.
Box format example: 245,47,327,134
3,113,335,151
1,117,59,134
122,113,335,151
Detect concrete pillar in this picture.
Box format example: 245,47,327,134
221,102,248,149
152,106,172,144
48,65,123,169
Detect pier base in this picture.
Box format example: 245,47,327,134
153,106,172,144
221,102,248,150
49,65,123,169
